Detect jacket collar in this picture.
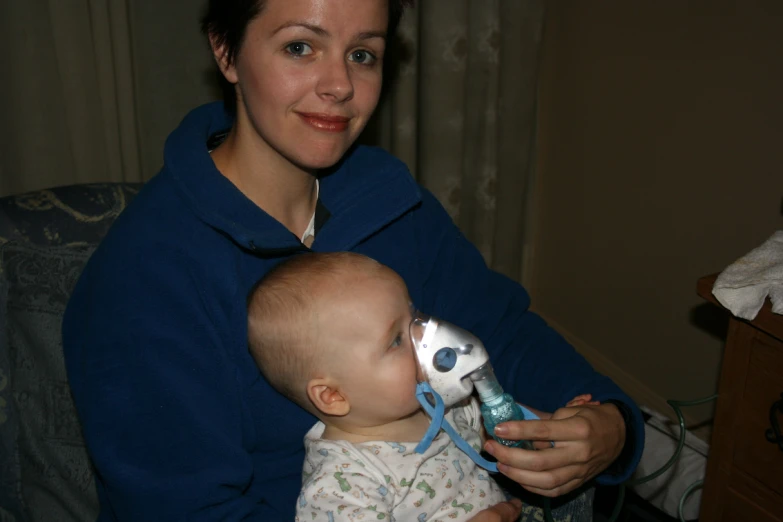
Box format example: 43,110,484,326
164,102,421,256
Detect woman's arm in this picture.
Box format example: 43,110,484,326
63,246,284,521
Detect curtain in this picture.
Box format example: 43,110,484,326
0,1,218,196
0,0,545,282
0,0,142,195
368,1,545,281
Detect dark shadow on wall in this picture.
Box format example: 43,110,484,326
202,67,236,115
688,302,729,410
689,302,729,343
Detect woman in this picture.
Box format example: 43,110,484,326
63,1,643,520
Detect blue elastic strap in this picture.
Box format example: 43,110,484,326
414,382,499,473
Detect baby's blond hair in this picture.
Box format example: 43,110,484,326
247,252,386,413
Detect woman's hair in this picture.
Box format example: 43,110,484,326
201,0,415,114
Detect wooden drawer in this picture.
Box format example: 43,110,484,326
698,273,783,522
732,332,783,498
723,485,781,522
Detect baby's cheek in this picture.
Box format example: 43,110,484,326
402,368,419,401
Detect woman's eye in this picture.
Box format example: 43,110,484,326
285,42,313,57
349,49,377,65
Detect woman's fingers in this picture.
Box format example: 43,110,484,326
494,458,588,497
485,441,585,473
467,498,523,522
484,404,627,496
531,440,552,450
565,394,593,407
520,476,587,498
494,415,594,443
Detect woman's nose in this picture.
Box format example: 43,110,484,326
316,56,354,103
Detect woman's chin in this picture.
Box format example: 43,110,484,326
290,150,350,172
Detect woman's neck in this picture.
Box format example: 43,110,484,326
210,125,318,239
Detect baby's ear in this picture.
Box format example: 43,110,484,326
307,378,350,417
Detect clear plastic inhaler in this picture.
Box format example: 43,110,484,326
410,311,538,452
469,364,536,450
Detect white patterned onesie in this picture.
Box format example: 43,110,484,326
295,397,507,522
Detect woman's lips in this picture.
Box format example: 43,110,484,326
297,112,350,132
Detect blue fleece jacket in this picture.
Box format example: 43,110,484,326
63,102,644,521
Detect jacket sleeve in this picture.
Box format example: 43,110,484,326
63,245,284,521
411,189,644,485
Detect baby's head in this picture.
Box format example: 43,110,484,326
247,252,422,430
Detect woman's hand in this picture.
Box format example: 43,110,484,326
484,402,626,497
467,498,523,522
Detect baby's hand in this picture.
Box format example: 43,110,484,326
565,394,600,408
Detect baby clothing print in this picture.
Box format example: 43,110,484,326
297,399,505,522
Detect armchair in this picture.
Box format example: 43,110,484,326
0,183,141,522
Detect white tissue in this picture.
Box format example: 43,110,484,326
712,230,783,320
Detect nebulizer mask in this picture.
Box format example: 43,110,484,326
410,310,541,473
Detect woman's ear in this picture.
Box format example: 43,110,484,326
307,378,350,417
208,35,239,84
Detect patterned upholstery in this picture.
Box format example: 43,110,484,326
0,184,141,522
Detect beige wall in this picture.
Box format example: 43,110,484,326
529,1,783,424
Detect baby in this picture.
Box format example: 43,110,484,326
247,252,595,522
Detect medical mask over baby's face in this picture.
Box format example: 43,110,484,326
409,310,540,471
409,311,499,406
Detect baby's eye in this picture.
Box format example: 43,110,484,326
348,49,377,66
285,42,313,57
391,335,403,348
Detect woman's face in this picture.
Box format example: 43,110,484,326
220,0,388,170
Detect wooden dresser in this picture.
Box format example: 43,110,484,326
698,274,783,522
